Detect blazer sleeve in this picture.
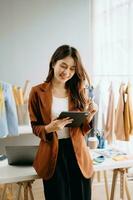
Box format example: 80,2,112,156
28,87,49,141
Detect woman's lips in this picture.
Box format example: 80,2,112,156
59,74,68,80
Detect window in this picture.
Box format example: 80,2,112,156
92,0,133,78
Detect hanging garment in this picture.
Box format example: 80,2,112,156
93,83,106,134
104,82,115,143
124,82,133,141
85,85,95,138
127,83,133,135
0,83,8,137
0,81,18,137
114,83,125,140
87,85,94,100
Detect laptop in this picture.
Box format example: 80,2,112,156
5,145,38,166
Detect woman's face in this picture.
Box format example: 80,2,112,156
52,56,76,84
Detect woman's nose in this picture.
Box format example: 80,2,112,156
62,69,70,75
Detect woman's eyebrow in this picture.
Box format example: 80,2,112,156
61,62,76,68
61,62,67,66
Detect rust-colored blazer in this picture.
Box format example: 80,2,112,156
28,82,94,180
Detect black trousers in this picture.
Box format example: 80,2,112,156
43,138,91,200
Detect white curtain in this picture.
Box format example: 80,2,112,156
91,1,133,142
92,0,133,78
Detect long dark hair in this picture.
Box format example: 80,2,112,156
46,45,90,110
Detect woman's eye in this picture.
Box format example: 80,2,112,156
60,64,75,71
60,65,67,69
70,67,75,71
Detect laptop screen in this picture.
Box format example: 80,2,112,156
5,146,38,166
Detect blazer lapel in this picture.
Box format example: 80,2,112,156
39,82,52,124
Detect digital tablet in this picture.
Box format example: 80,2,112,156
58,111,88,127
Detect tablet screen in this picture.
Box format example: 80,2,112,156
58,111,88,127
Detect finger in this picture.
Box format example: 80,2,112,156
60,118,72,124
89,103,97,111
63,119,73,126
57,117,71,123
66,120,73,124
62,117,71,120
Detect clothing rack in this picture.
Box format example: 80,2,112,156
93,74,133,77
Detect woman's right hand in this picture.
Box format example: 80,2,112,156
45,117,73,133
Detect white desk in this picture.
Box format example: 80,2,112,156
91,141,133,200
92,155,133,200
94,157,133,172
1,157,133,200
0,141,133,200
0,160,38,184
0,159,39,200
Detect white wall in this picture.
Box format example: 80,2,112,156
0,0,91,87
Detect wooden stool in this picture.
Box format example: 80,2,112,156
0,184,13,200
0,180,35,200
110,168,131,200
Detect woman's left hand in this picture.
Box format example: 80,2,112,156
87,100,98,121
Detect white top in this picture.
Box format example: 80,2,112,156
52,96,70,139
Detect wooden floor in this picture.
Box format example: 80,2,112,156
0,173,133,200
31,173,133,200
92,178,133,200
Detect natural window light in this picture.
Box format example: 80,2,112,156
92,0,133,78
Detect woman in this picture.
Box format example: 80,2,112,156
28,45,97,200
